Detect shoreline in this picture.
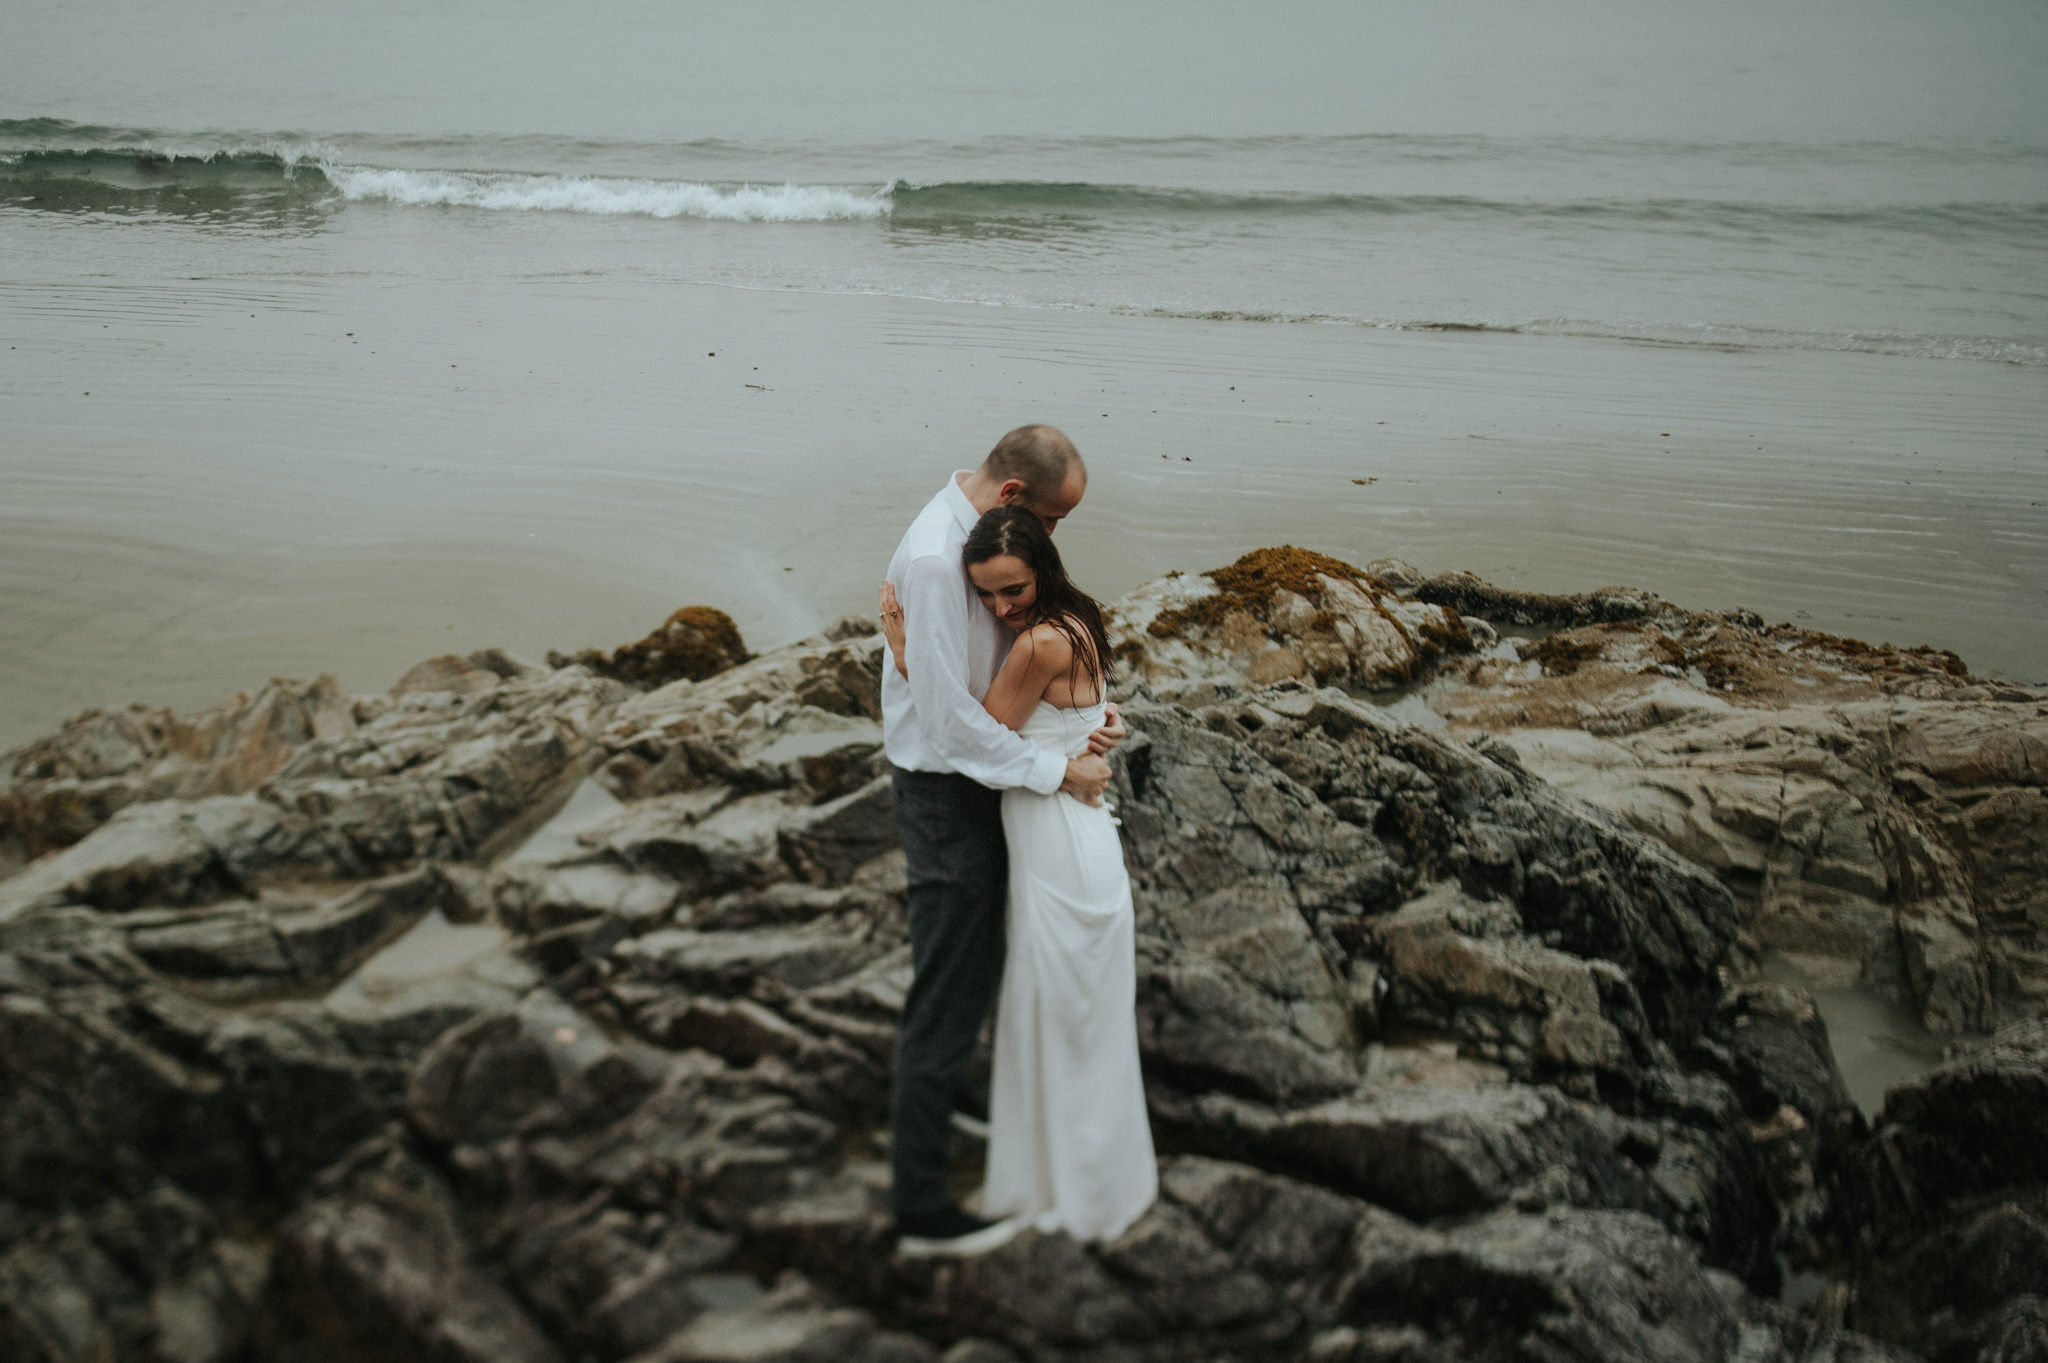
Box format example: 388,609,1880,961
6,289,2045,751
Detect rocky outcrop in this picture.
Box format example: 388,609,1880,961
1107,552,2046,1036
1401,576,2047,1038
0,657,620,923
1835,1021,2048,1362
1,559,2037,1363
548,606,753,690
1107,547,1477,696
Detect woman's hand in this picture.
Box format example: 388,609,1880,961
878,581,908,678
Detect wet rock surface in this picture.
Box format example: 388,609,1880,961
1399,577,2047,1038
0,565,2039,1362
1828,1020,2048,1363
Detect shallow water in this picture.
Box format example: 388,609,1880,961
1762,952,1946,1118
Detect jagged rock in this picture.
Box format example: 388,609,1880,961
593,790,795,897
0,1185,268,1363
503,1195,740,1359
1836,1021,2048,1360
0,675,357,869
1108,547,1474,697
206,1007,404,1190
615,924,885,996
0,564,2007,1363
778,775,896,886
0,666,619,924
0,795,284,919
1849,1196,2048,1363
1412,569,1670,628
405,1010,562,1147
624,1274,877,1363
1364,883,1647,1079
0,945,264,1208
1330,1202,1921,1363
1854,1020,2048,1231
1415,589,2044,1035
126,865,451,993
263,1182,564,1363
594,632,886,801
549,605,752,690
1153,1082,1654,1223
495,860,683,934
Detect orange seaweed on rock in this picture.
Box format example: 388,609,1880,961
1116,546,1475,693
548,606,751,688
1147,545,1382,640
1518,633,1607,677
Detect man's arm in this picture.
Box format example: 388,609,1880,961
896,554,1068,795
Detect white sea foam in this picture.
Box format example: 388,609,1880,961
323,165,890,221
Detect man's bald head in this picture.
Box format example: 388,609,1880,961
981,425,1084,502
962,424,1087,532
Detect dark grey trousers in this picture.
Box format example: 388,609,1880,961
888,764,1008,1220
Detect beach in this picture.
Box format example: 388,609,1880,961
4,270,2044,752
6,6,2048,1354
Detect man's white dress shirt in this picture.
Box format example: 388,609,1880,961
882,473,1067,794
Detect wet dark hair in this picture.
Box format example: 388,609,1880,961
963,505,1114,695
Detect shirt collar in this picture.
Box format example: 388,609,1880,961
944,471,981,536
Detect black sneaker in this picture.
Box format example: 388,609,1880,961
894,1205,1021,1258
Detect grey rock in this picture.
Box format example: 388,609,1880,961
595,790,794,897
0,675,356,866
495,859,683,933
1337,1207,1748,1363
1154,1082,1653,1223
615,924,883,995
206,1007,400,1190
505,1196,739,1359
778,774,897,886
0,1186,265,1363
263,1190,565,1363
896,1227,1150,1348
277,868,444,974
0,562,2001,1363
1840,1021,2048,1359
406,1010,562,1147
627,1276,875,1363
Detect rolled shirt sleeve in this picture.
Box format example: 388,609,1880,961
898,553,1067,795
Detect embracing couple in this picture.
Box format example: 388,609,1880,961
880,424,1157,1257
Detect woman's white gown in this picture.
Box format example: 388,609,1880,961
981,700,1157,1241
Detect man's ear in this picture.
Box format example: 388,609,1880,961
997,479,1028,506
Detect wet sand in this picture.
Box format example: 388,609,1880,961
4,280,2044,751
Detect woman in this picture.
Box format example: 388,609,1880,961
880,504,1157,1242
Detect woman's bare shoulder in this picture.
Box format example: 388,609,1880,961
1017,621,1075,666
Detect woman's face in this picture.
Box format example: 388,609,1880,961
968,553,1038,630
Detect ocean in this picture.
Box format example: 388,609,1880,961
3,0,2045,746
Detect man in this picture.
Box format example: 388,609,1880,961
881,424,1120,1256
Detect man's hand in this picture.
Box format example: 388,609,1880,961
1060,752,1112,806
1086,700,1126,756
